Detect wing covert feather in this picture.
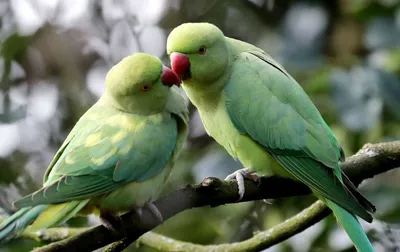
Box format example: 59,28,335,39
225,52,342,168
224,51,374,221
15,105,178,207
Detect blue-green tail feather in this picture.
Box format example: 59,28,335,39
0,205,47,243
325,199,374,252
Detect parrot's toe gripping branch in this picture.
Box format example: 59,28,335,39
145,202,163,224
136,202,163,224
100,212,123,234
225,168,261,201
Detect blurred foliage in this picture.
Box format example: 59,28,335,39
0,0,399,251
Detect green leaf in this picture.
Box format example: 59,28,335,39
0,34,32,61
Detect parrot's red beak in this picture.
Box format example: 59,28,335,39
161,66,180,87
170,52,191,80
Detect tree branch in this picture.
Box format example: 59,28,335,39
21,227,87,243
33,141,400,252
137,201,329,252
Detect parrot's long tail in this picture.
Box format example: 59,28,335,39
0,205,47,242
0,199,89,243
325,199,374,252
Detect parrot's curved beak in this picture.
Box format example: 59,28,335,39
161,66,181,87
170,52,191,81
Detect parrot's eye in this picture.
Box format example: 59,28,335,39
198,46,206,55
140,84,153,92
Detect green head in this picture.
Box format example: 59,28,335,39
104,53,180,115
167,23,229,87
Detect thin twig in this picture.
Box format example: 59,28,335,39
137,201,329,252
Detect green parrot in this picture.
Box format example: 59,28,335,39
167,23,376,252
0,53,188,242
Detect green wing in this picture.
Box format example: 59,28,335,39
15,104,177,208
224,51,375,221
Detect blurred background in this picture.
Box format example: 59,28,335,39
0,0,399,251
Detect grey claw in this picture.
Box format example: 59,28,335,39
145,202,163,223
225,168,259,201
100,213,122,233
235,172,245,201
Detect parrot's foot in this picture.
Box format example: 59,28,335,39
145,202,163,223
100,212,123,234
225,168,261,201
135,202,163,224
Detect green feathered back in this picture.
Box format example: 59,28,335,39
15,101,178,208
224,46,374,221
